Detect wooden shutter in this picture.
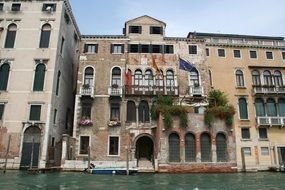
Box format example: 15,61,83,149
0,64,10,90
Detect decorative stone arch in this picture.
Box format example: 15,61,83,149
134,133,154,162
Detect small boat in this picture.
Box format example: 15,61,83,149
90,167,138,175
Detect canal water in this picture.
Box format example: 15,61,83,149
0,171,284,190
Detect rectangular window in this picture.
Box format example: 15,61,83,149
241,128,250,139
233,50,241,58
141,44,150,53
29,105,41,121
151,45,162,53
42,3,56,12
111,44,124,54
60,37,65,55
150,26,162,34
11,3,21,11
0,104,5,120
206,48,209,56
164,45,174,54
51,137,55,147
129,26,141,34
259,128,268,139
109,136,119,156
266,51,273,59
110,103,120,121
218,49,225,57
79,136,90,155
282,52,285,60
189,45,197,55
53,109,57,124
0,3,3,11
56,71,61,96
82,102,92,118
243,147,251,156
84,44,98,53
129,44,139,53
250,50,257,59
261,147,269,156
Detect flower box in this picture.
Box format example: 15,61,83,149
79,118,93,126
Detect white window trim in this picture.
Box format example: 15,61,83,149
85,43,98,54
249,50,258,59
258,127,268,140
111,44,123,54
233,49,242,59
260,147,270,156
242,147,252,156
265,51,274,60
107,135,120,157
217,48,226,58
240,127,251,140
189,44,198,55
237,97,249,120
31,60,47,92
234,69,246,88
82,65,95,87
28,103,43,122
78,135,91,156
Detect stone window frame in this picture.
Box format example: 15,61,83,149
78,135,91,155
107,135,120,157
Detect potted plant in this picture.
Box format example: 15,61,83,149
79,117,93,126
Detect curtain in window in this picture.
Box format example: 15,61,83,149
252,70,261,85
185,133,196,162
274,71,283,87
138,100,149,122
127,101,136,122
190,69,199,86
111,67,121,86
169,133,180,162
267,98,277,116
255,98,265,116
0,63,10,90
200,133,211,162
84,67,94,86
263,70,272,86
33,63,46,91
5,24,17,48
39,24,51,48
238,98,248,119
235,70,244,87
216,133,227,162
279,98,285,117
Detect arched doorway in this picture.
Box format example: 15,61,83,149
20,126,41,169
135,136,154,161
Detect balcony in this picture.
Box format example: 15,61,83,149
125,85,179,96
108,85,123,97
189,86,204,96
256,116,285,127
79,85,94,97
253,85,285,95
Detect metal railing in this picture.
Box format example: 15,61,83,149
256,116,285,127
189,86,204,96
125,85,179,96
79,85,94,97
253,86,285,94
108,86,123,96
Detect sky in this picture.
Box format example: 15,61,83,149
69,0,285,38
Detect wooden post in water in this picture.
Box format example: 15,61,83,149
29,138,35,170
126,146,129,175
3,135,11,174
241,148,246,172
87,146,90,172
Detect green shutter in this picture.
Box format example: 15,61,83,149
267,99,277,116
255,99,265,116
239,98,248,119
279,99,285,116
29,105,41,121
33,64,46,91
0,104,4,120
0,64,10,90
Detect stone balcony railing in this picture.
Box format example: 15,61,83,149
108,85,123,97
79,85,94,97
189,86,204,96
256,116,285,127
125,85,179,96
252,85,285,95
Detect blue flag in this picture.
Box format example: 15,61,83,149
179,58,195,72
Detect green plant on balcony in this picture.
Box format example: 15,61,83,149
205,90,236,127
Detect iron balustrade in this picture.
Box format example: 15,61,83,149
253,86,285,94
125,85,179,96
189,86,204,96
256,116,285,127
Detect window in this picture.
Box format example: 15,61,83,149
189,69,199,86
111,44,124,54
126,101,136,122
243,147,251,156
255,98,265,116
129,26,141,34
111,67,121,86
236,70,244,87
5,24,17,48
109,136,119,156
134,69,143,87
252,70,261,86
261,147,269,156
144,69,153,87
55,71,61,96
216,133,227,162
267,98,277,116
39,24,51,48
282,52,285,60
150,26,162,34
249,50,257,59
11,3,21,11
79,136,90,155
0,104,5,120
185,133,196,162
259,128,268,139
200,133,211,162
164,45,174,54
51,137,55,147
169,133,180,162
0,3,3,11
218,49,225,57
82,102,92,118
274,71,283,87
138,101,149,122
33,63,46,91
42,3,56,12
266,51,273,59
60,37,65,55
110,103,120,121
64,12,70,24
0,63,10,91
29,105,41,121
84,44,97,53
239,98,248,119
206,48,209,56
233,50,241,58
129,44,139,53
151,45,162,53
53,109,57,124
84,67,94,87
241,128,250,139
141,45,149,53
279,99,285,116
189,45,197,55
166,70,175,87
263,70,272,86
209,70,212,86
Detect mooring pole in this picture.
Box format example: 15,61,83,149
87,146,91,172
241,148,246,172
30,138,35,170
3,135,11,174
126,146,129,175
